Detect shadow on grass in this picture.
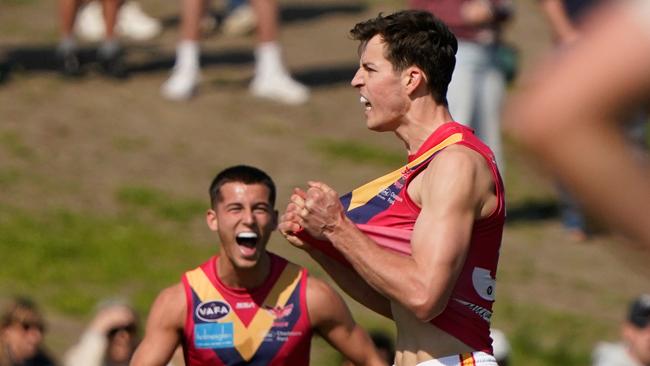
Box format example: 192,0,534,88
159,2,367,29
506,198,560,225
0,1,364,88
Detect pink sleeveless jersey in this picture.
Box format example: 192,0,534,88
298,122,505,353
181,252,313,366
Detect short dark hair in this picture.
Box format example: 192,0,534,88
209,165,276,208
350,10,457,105
628,293,650,328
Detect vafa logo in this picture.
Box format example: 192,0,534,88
196,301,231,322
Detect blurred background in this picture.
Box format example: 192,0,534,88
0,0,648,365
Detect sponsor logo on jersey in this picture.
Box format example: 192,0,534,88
236,301,255,309
196,301,230,322
264,303,294,328
455,299,492,322
472,267,496,301
194,322,234,349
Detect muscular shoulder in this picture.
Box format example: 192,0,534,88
150,283,186,329
306,276,339,306
413,144,495,214
306,276,348,325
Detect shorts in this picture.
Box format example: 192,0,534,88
414,351,498,366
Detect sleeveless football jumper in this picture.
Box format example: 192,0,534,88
181,252,312,366
298,122,505,353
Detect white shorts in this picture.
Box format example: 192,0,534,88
413,351,498,366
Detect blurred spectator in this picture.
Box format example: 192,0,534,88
74,1,162,42
0,297,56,366
57,0,127,78
538,0,648,242
491,328,510,366
162,0,309,104
592,294,650,366
410,0,514,171
63,301,138,366
504,0,650,246
341,330,395,366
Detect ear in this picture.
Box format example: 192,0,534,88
206,209,219,232
403,67,426,95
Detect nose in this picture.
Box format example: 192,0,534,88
241,208,255,225
351,68,363,88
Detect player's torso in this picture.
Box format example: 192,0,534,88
392,302,475,363
181,254,312,366
341,122,505,353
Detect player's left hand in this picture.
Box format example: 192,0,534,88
298,181,345,238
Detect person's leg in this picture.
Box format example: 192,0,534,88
101,0,120,40
248,0,308,104
58,0,83,76
161,0,204,100
98,0,127,78
60,0,83,40
477,46,506,172
447,41,479,128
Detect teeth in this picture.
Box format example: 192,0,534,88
237,232,258,239
359,96,369,105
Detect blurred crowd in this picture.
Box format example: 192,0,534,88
3,293,649,365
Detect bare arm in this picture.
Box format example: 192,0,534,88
299,147,489,322
130,284,185,366
538,0,580,45
307,276,388,366
505,1,650,247
65,305,137,366
280,196,392,318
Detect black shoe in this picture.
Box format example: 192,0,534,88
58,50,83,77
0,60,10,84
98,50,128,79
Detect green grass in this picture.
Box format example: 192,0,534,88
116,185,207,223
492,299,612,366
310,138,404,167
0,205,213,316
0,130,35,160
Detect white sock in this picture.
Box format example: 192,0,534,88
175,40,200,71
254,41,288,78
58,36,77,54
99,39,120,58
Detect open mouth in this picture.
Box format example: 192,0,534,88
236,232,259,257
359,96,371,111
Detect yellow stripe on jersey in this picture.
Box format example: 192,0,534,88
185,262,302,361
460,352,476,366
347,133,463,211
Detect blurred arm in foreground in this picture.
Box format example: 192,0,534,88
505,0,650,246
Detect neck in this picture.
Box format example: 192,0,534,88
394,95,453,155
217,252,271,289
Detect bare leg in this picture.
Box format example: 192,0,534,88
181,0,205,41
161,0,205,100
60,0,83,38
250,0,277,43
248,0,309,105
100,0,122,40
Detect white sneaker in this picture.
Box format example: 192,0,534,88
117,1,162,41
75,1,105,42
222,4,257,36
161,67,200,101
74,1,161,42
249,73,309,105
